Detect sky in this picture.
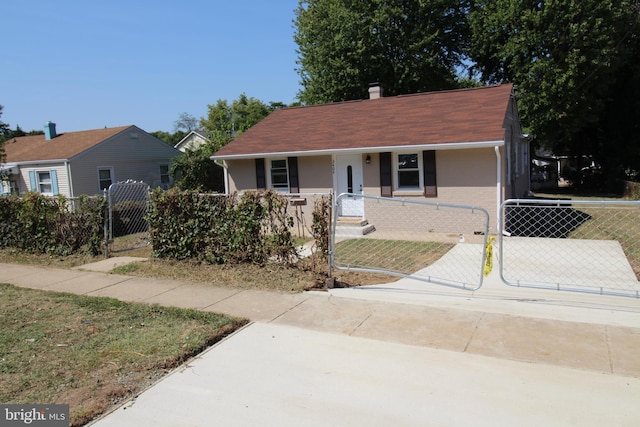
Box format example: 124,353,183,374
1,0,302,134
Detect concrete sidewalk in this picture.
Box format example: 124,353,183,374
1,259,640,425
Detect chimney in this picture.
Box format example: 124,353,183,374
44,121,57,140
368,83,383,99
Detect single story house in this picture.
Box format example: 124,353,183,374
211,84,530,231
1,123,181,197
174,130,209,152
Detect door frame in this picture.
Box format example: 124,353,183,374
334,154,364,217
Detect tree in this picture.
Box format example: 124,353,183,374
294,0,471,104
170,94,278,191
174,112,200,132
170,144,224,193
468,0,640,187
199,94,273,151
150,130,187,146
0,105,9,164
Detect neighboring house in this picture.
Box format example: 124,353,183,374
211,84,530,231
174,130,209,152
0,122,181,197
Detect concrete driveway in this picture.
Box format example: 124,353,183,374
91,322,640,427
347,237,640,297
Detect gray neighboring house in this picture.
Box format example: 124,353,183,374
0,122,181,196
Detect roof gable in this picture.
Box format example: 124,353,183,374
3,126,133,162
174,130,209,151
213,84,515,159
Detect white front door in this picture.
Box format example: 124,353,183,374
335,154,364,217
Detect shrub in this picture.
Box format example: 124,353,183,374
147,189,301,265
0,193,106,255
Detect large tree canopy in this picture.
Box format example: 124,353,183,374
170,144,224,193
200,94,274,151
170,94,279,192
0,105,10,164
468,0,640,184
173,112,200,133
150,130,187,146
294,0,470,104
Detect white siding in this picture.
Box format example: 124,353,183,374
17,163,70,197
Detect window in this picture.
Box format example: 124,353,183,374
160,164,171,185
38,171,52,194
270,159,289,191
258,157,299,193
397,153,420,188
98,168,113,191
9,179,19,196
28,170,58,195
380,151,436,197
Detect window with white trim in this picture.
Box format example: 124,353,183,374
395,153,422,189
37,171,53,194
269,159,289,191
98,167,113,191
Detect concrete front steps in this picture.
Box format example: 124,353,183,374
335,217,376,237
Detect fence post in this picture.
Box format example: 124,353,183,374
103,188,109,258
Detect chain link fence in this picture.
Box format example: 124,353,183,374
331,194,491,290
105,181,150,255
499,199,640,298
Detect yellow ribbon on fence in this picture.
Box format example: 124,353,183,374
483,236,495,277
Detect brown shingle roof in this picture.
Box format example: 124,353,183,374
213,84,514,158
3,125,132,162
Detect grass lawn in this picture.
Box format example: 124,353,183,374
0,241,394,291
0,283,247,426
334,239,455,275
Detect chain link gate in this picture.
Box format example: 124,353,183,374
499,199,640,298
331,194,491,290
105,181,151,256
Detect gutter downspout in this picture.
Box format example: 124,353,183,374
494,146,501,233
213,159,229,194
65,160,74,198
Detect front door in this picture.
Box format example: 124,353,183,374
336,154,364,217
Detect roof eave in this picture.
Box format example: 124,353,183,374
8,158,70,165
211,140,505,161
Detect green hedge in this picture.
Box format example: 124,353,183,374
0,193,106,255
147,189,300,265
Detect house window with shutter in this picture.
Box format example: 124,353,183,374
397,153,420,189
37,172,52,194
382,151,436,197
270,159,289,191
262,157,300,193
29,169,59,196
